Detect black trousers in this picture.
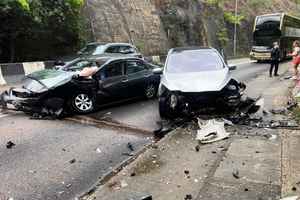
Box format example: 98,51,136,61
270,60,279,76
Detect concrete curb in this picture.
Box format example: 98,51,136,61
79,127,180,200
0,61,55,85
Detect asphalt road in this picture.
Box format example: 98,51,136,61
0,60,288,200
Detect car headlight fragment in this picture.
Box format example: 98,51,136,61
170,94,178,109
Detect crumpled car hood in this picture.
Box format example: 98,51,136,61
26,69,75,90
161,68,231,92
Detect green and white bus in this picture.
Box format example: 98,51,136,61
250,13,300,61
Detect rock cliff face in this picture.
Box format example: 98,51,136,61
85,0,168,55
84,0,300,57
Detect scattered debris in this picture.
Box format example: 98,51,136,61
69,159,76,164
184,170,190,175
244,188,249,191
280,196,299,200
96,148,102,154
6,141,16,149
196,119,230,144
232,169,240,179
120,180,128,188
270,108,287,115
130,172,136,177
122,152,134,157
292,187,297,191
184,194,193,200
129,195,153,200
29,170,37,174
195,145,200,152
127,142,134,152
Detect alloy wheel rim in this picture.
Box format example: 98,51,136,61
74,94,92,111
146,85,155,98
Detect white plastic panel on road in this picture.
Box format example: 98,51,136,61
23,62,45,75
0,67,6,85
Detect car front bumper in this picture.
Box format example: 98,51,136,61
0,88,41,112
250,51,271,60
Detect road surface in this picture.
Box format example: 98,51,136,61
0,60,290,200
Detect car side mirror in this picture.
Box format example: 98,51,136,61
153,68,163,75
228,65,237,71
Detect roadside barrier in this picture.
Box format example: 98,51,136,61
0,61,55,85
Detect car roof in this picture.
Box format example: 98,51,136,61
86,42,135,47
170,46,217,53
78,54,142,64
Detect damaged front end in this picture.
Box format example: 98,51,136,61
0,87,42,112
158,79,246,118
0,70,74,117
0,87,64,117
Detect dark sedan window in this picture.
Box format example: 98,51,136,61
166,50,224,73
104,62,124,78
119,46,135,54
105,46,120,53
126,61,146,74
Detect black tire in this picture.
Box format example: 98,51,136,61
144,83,157,99
159,97,176,119
68,92,95,114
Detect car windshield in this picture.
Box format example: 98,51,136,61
92,45,106,55
166,49,224,73
81,44,106,55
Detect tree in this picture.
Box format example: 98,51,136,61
0,0,86,62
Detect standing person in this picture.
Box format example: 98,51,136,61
269,42,280,77
290,40,300,79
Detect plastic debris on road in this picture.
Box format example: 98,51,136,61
196,119,230,144
280,196,299,200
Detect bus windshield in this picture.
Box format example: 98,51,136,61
254,15,281,37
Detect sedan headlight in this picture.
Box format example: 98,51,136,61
170,94,178,109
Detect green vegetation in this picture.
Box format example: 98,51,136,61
0,0,87,62
217,28,229,47
224,11,245,25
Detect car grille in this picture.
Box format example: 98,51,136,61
178,92,219,105
12,89,32,98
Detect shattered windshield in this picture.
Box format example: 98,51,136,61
26,69,74,90
166,50,224,73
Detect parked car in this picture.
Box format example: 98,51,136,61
158,47,245,118
77,42,143,58
0,57,162,116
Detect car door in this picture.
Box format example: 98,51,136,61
125,59,151,97
95,61,129,103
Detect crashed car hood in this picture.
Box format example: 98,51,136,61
26,69,76,90
161,68,231,92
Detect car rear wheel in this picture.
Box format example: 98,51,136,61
69,93,94,114
145,84,157,99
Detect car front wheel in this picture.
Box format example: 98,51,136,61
145,83,157,99
69,93,95,114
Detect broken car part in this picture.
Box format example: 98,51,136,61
196,119,230,144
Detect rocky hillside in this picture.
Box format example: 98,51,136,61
84,0,300,57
